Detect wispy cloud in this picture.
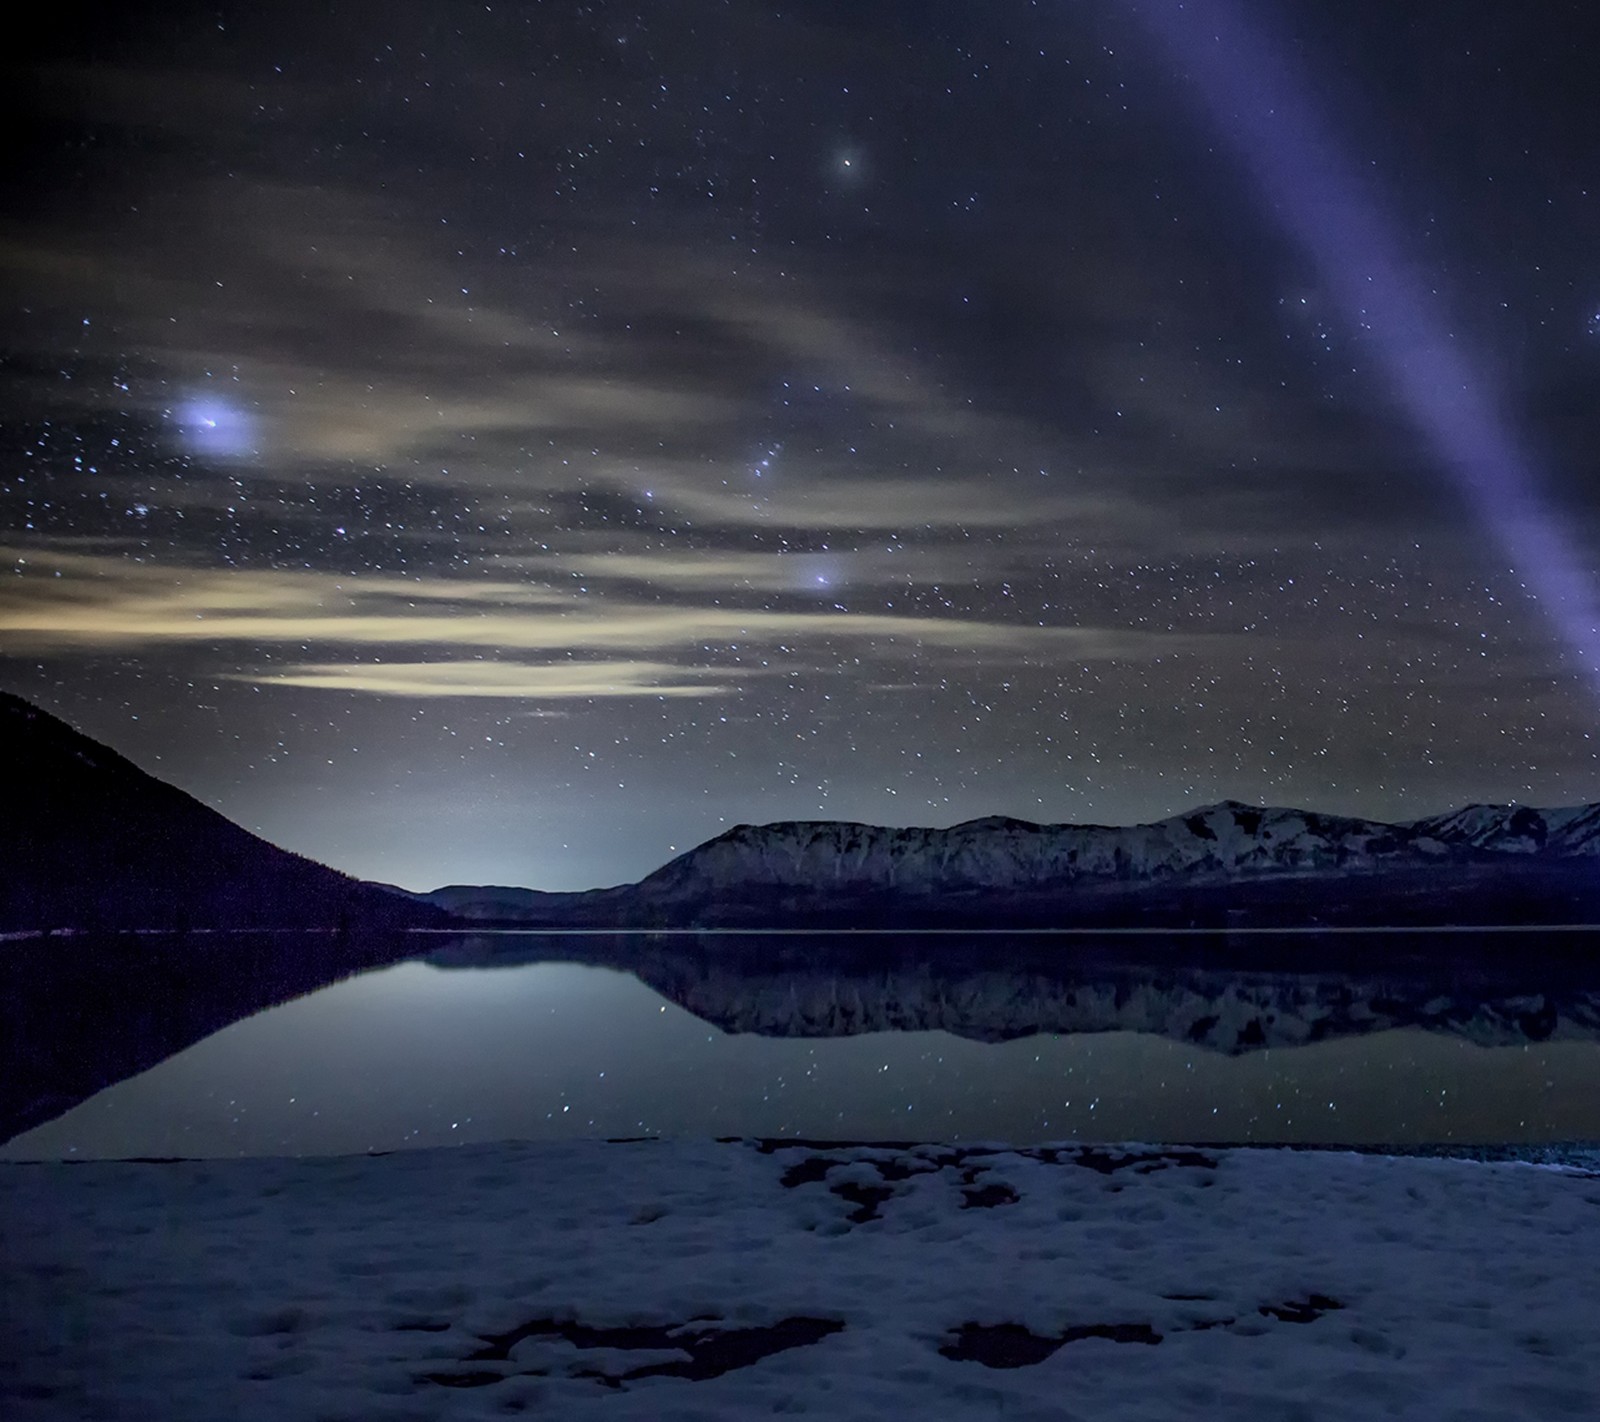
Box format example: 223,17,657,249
0,544,1223,698
236,659,735,699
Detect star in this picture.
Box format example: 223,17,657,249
174,399,255,460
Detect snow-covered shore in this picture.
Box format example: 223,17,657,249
4,1139,1598,1420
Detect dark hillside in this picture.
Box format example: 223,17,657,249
0,693,436,931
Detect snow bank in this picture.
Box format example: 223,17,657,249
4,1139,1598,1419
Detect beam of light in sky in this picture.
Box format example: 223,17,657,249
1122,0,1600,684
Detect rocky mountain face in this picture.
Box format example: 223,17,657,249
0,694,438,932
1409,802,1600,854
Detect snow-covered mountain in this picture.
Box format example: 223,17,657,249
425,799,1600,929
1408,802,1600,856
633,799,1600,900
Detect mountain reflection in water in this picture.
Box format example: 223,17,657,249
5,929,1600,1158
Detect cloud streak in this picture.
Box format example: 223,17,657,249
236,659,736,699
0,544,1221,699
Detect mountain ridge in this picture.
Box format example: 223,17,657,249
429,798,1600,929
626,797,1600,896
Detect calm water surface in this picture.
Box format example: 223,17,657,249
5,930,1600,1158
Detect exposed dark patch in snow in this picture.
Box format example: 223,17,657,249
941,1319,1164,1367
960,1179,1020,1209
944,1294,1344,1368
772,1142,1211,1226
422,1314,845,1388
1260,1294,1345,1324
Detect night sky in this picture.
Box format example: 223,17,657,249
5,0,1600,892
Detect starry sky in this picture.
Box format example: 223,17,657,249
5,0,1600,892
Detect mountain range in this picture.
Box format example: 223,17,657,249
427,801,1600,929
8,691,1600,931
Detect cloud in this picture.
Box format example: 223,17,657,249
0,162,1107,521
236,659,735,699
0,183,745,464
0,543,1224,698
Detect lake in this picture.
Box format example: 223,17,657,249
4,929,1600,1159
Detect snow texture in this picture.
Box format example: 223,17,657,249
5,1138,1599,1420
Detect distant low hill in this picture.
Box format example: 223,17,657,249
0,694,438,933
426,802,1600,930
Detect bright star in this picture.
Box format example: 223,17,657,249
834,148,866,182
174,399,256,459
792,553,844,594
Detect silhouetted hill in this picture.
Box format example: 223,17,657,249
0,694,437,932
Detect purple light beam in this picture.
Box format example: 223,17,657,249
1123,0,1600,682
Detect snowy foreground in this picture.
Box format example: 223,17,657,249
4,1139,1599,1421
